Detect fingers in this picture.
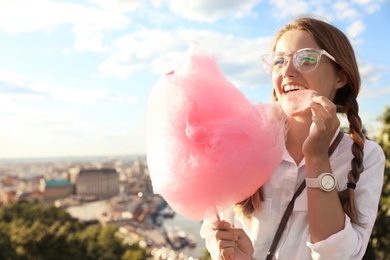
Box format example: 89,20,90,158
212,220,232,230
214,222,238,248
303,95,341,157
213,221,238,259
311,96,337,113
221,248,235,259
219,237,237,260
310,96,340,131
311,96,336,118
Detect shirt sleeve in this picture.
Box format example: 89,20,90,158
306,141,385,260
200,216,223,260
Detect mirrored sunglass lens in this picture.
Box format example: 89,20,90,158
295,50,319,72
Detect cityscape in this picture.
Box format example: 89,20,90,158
0,155,205,259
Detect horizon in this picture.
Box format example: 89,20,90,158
0,153,145,163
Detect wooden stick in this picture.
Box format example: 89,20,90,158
215,206,221,221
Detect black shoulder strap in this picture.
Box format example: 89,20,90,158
265,131,344,260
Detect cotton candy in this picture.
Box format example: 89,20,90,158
146,42,284,220
280,89,317,116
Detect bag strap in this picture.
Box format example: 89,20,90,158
265,131,344,260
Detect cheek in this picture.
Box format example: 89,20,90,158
272,76,282,98
307,75,337,97
308,66,339,93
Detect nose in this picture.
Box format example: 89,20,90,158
282,55,298,77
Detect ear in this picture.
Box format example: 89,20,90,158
335,70,348,90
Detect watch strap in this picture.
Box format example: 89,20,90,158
305,177,320,188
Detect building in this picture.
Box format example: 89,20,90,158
39,179,73,202
15,190,43,203
1,190,17,205
73,168,119,200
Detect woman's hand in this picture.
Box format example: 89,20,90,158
212,220,253,260
303,96,340,159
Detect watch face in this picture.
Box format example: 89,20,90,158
321,175,335,190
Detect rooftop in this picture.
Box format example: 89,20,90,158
45,179,72,187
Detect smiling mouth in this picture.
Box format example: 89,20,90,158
283,85,306,93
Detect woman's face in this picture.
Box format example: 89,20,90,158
272,29,345,116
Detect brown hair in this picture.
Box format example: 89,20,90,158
237,16,364,223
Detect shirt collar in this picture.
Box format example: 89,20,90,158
281,127,342,165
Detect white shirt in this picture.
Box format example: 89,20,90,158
200,132,385,259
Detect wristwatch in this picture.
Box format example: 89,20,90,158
306,172,337,192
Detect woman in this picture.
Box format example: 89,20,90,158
200,16,385,260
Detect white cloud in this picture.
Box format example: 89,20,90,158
265,0,382,43
359,62,387,87
352,0,380,5
0,72,137,104
0,0,130,53
333,1,361,21
360,84,390,99
72,24,107,52
352,0,384,14
269,0,310,19
98,28,272,91
0,0,129,34
167,0,261,22
87,0,144,12
347,19,365,37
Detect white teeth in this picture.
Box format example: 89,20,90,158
284,85,305,92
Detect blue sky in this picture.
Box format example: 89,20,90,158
0,0,389,159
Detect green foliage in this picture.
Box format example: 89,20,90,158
0,201,147,260
121,248,148,260
364,106,390,260
0,222,17,259
199,248,212,260
98,225,124,257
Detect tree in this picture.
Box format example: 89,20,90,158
0,201,148,259
0,222,17,259
98,225,125,258
364,106,390,260
121,248,148,260
77,224,103,258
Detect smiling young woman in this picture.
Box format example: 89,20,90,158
201,16,385,260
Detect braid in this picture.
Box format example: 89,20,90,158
338,92,365,223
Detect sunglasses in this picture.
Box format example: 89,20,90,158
260,48,337,76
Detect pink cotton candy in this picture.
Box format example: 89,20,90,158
280,89,317,116
146,42,284,220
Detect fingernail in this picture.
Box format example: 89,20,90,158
312,96,321,102
223,222,231,228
